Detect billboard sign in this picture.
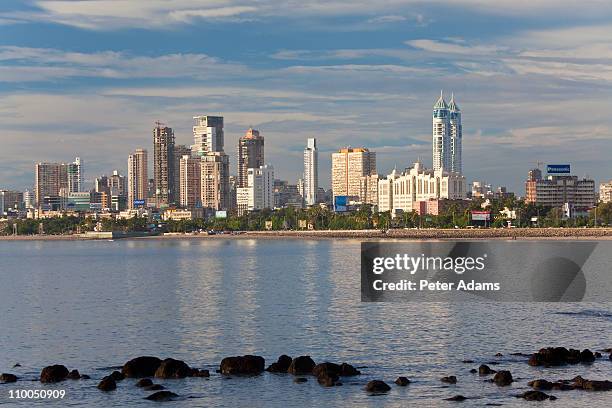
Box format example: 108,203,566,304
334,195,349,212
471,211,491,221
133,199,146,207
547,164,570,174
215,210,227,219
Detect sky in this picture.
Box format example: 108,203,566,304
1,1,612,194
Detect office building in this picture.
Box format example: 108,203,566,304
192,115,224,156
35,162,68,207
0,190,23,215
303,138,318,206
236,165,275,215
359,174,380,206
200,152,230,210
179,155,201,209
128,149,148,209
173,144,191,203
525,167,595,212
153,123,175,206
237,128,264,188
331,147,376,201
433,92,462,173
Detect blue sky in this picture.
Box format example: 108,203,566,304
1,1,612,193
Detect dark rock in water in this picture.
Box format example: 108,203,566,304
571,376,612,391
313,362,341,378
288,356,316,375
147,384,165,391
517,391,555,401
1,373,18,383
122,356,162,378
462,360,475,364
80,374,91,380
136,378,153,387
155,358,192,379
339,363,361,376
446,395,468,401
595,352,602,358
395,376,410,386
266,355,292,373
469,369,477,374
97,376,116,391
145,391,178,401
294,377,308,383
495,353,503,357
12,363,21,368
191,369,210,378
580,349,595,363
336,382,343,386
110,370,125,381
610,353,612,361
40,365,69,383
478,365,496,376
219,355,265,375
67,369,81,380
441,376,457,384
492,371,513,386
317,374,338,387
365,380,391,393
528,379,553,390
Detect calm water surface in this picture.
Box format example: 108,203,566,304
0,239,611,407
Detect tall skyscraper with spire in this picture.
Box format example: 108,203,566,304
432,91,462,174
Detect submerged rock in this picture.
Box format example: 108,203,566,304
446,395,468,401
155,358,192,379
191,369,210,377
145,391,178,401
136,378,153,388
40,365,69,383
516,391,556,401
0,373,18,383
67,369,81,380
572,376,612,391
110,370,125,381
339,363,361,376
395,376,410,386
492,371,513,386
294,377,308,383
528,347,596,367
287,356,316,375
122,356,162,378
478,365,496,375
441,376,457,384
266,355,292,373
147,384,165,391
219,355,265,375
80,374,91,380
365,380,391,393
97,376,116,391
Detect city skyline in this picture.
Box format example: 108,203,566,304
2,1,612,193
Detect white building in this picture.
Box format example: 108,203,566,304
192,116,224,156
433,92,462,174
67,157,83,193
303,138,318,206
600,181,612,203
236,165,274,215
383,161,466,214
377,168,400,213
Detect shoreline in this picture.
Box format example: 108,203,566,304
1,227,612,241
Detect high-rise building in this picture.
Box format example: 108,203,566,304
173,144,191,204
359,174,380,206
153,123,175,207
331,147,376,201
35,162,68,207
433,92,462,174
128,149,148,209
0,190,23,215
179,155,201,209
200,152,230,210
109,170,127,197
192,116,224,156
237,128,264,188
236,165,274,215
303,138,318,206
67,157,83,193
